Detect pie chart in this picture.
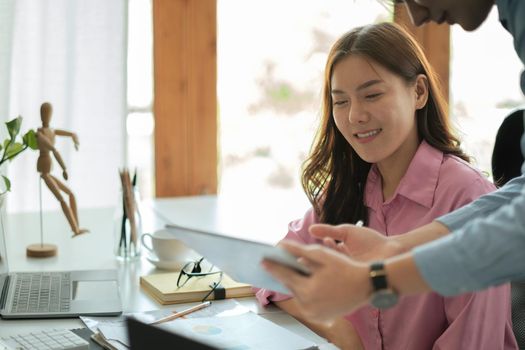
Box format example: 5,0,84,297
192,324,222,335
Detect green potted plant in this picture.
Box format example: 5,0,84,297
0,116,38,194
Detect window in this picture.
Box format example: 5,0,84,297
217,0,391,208
450,8,525,176
127,0,155,200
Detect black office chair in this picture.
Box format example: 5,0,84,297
492,108,525,186
491,108,525,349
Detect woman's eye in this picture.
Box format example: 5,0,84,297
365,93,382,99
333,100,348,106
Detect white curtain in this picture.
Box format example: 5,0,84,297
0,0,127,213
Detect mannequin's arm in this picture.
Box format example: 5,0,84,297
55,129,79,150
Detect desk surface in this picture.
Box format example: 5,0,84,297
1,196,335,349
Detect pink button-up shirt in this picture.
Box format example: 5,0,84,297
256,141,517,350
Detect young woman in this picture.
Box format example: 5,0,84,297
256,22,517,349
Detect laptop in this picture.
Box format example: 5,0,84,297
127,317,218,350
0,222,122,319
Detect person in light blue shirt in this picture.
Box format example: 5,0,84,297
411,0,525,296
262,0,525,323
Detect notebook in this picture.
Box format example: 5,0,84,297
164,224,311,294
140,271,254,304
0,220,122,319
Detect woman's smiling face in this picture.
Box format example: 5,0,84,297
330,54,427,167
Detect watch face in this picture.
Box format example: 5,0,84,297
370,289,399,309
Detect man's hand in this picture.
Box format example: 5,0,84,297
309,224,404,262
62,170,68,180
262,240,371,322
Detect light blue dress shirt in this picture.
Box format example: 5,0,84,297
413,0,525,296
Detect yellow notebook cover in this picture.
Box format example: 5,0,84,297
140,272,254,305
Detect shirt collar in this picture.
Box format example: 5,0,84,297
365,140,443,209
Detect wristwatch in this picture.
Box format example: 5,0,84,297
369,261,399,309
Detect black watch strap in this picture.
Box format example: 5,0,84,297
370,261,388,291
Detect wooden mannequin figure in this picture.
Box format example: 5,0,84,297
36,102,88,237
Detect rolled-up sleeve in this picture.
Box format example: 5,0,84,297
414,183,525,296
437,174,525,231
255,208,320,305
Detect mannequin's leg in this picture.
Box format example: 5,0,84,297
52,175,78,222
42,174,87,236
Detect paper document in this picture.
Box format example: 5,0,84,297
80,299,249,349
81,299,318,349
158,311,318,350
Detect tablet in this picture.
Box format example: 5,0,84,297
163,224,311,294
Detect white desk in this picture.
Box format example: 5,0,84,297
1,196,336,349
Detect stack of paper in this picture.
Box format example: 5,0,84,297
81,300,318,350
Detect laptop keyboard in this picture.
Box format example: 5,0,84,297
0,328,88,349
11,272,71,313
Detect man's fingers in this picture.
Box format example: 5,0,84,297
336,242,349,255
323,237,338,250
323,237,351,255
279,240,334,264
309,224,351,241
297,256,321,270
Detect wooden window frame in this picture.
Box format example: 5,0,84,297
153,0,217,197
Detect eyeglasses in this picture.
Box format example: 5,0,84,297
176,257,223,302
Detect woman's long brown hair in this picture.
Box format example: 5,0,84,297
302,22,469,225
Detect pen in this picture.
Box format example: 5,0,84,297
150,301,211,325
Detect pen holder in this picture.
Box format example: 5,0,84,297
113,188,142,260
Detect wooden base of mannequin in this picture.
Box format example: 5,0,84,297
26,243,57,258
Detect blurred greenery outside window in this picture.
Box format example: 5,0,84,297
217,0,391,203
